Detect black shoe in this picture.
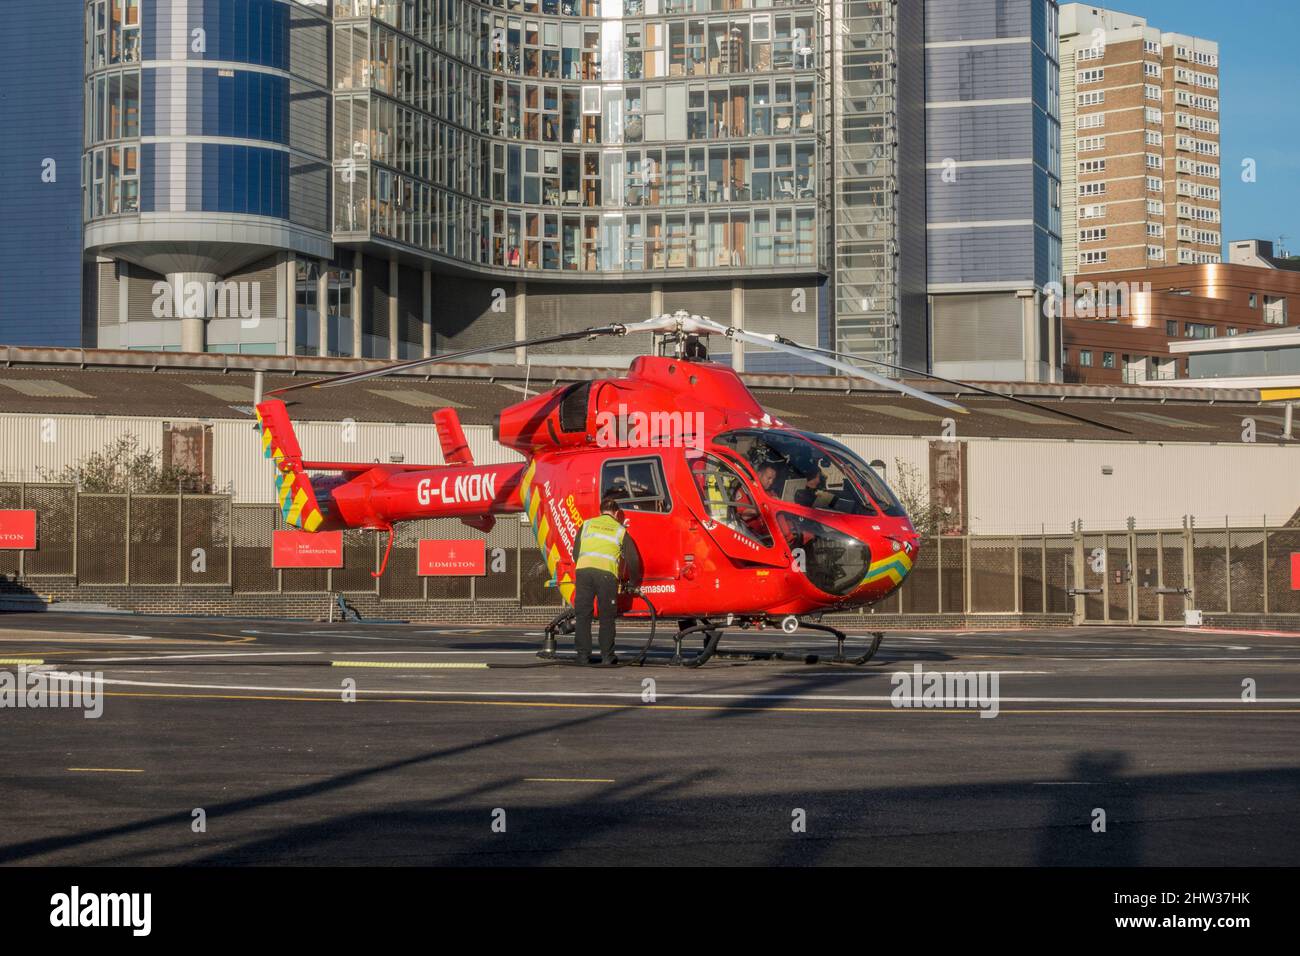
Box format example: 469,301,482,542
574,656,592,666
598,655,620,667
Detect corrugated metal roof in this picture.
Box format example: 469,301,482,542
186,383,256,403
0,353,1289,445
0,378,93,399
365,388,466,409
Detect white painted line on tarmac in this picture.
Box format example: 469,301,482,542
331,661,489,670
0,636,153,643
48,673,1300,707
1033,781,1095,786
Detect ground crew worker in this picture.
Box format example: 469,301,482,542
572,492,643,666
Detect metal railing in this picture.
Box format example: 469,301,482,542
2,484,1297,620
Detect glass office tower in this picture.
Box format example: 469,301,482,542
72,0,925,372
334,0,823,276
924,0,1062,382
0,2,86,346
82,0,332,354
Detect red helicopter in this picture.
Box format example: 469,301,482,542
255,312,1121,665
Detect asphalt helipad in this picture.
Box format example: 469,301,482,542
1,613,1298,865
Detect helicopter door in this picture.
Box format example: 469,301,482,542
598,455,680,590
685,454,786,567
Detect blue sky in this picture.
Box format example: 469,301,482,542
1107,0,1300,255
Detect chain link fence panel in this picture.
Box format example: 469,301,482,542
6,482,1299,622
939,537,967,614
76,493,128,584
232,505,277,593
1044,536,1074,614
969,537,1016,613
379,520,432,601
1227,530,1266,614
1192,530,1229,613
1018,538,1045,614
335,529,379,594
181,496,230,585
899,536,938,614
1160,531,1187,622
477,518,523,601
129,495,180,585
22,484,76,576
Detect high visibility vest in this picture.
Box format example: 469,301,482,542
575,513,625,576
705,473,729,521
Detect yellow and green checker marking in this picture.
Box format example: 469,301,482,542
256,402,325,533
519,461,576,604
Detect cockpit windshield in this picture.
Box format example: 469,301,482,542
802,433,908,518
715,430,880,517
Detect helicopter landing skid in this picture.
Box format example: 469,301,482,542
666,621,724,668
711,619,883,665
537,610,881,667
797,620,884,665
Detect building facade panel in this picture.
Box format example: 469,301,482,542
924,0,1061,383
925,43,1032,103
925,0,1032,42
1060,262,1300,385
926,104,1033,164
928,224,1037,286
0,2,87,346
1059,4,1221,277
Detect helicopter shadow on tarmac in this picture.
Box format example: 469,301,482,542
4,694,1298,865
48,751,1300,867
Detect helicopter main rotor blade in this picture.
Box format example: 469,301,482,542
680,316,969,416
266,325,631,396
788,341,1132,436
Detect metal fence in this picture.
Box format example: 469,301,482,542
2,484,1297,620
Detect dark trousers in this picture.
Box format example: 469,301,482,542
573,568,618,663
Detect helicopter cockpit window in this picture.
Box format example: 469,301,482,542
690,455,774,548
714,430,879,517
600,456,671,513
801,433,908,518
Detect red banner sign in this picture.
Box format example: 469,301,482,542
418,539,486,576
272,530,344,569
0,510,36,550
1292,553,1300,591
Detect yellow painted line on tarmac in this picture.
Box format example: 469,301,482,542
91,690,1300,717
0,628,254,644
66,768,144,774
330,661,489,670
0,650,84,658
0,658,44,665
525,777,616,784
